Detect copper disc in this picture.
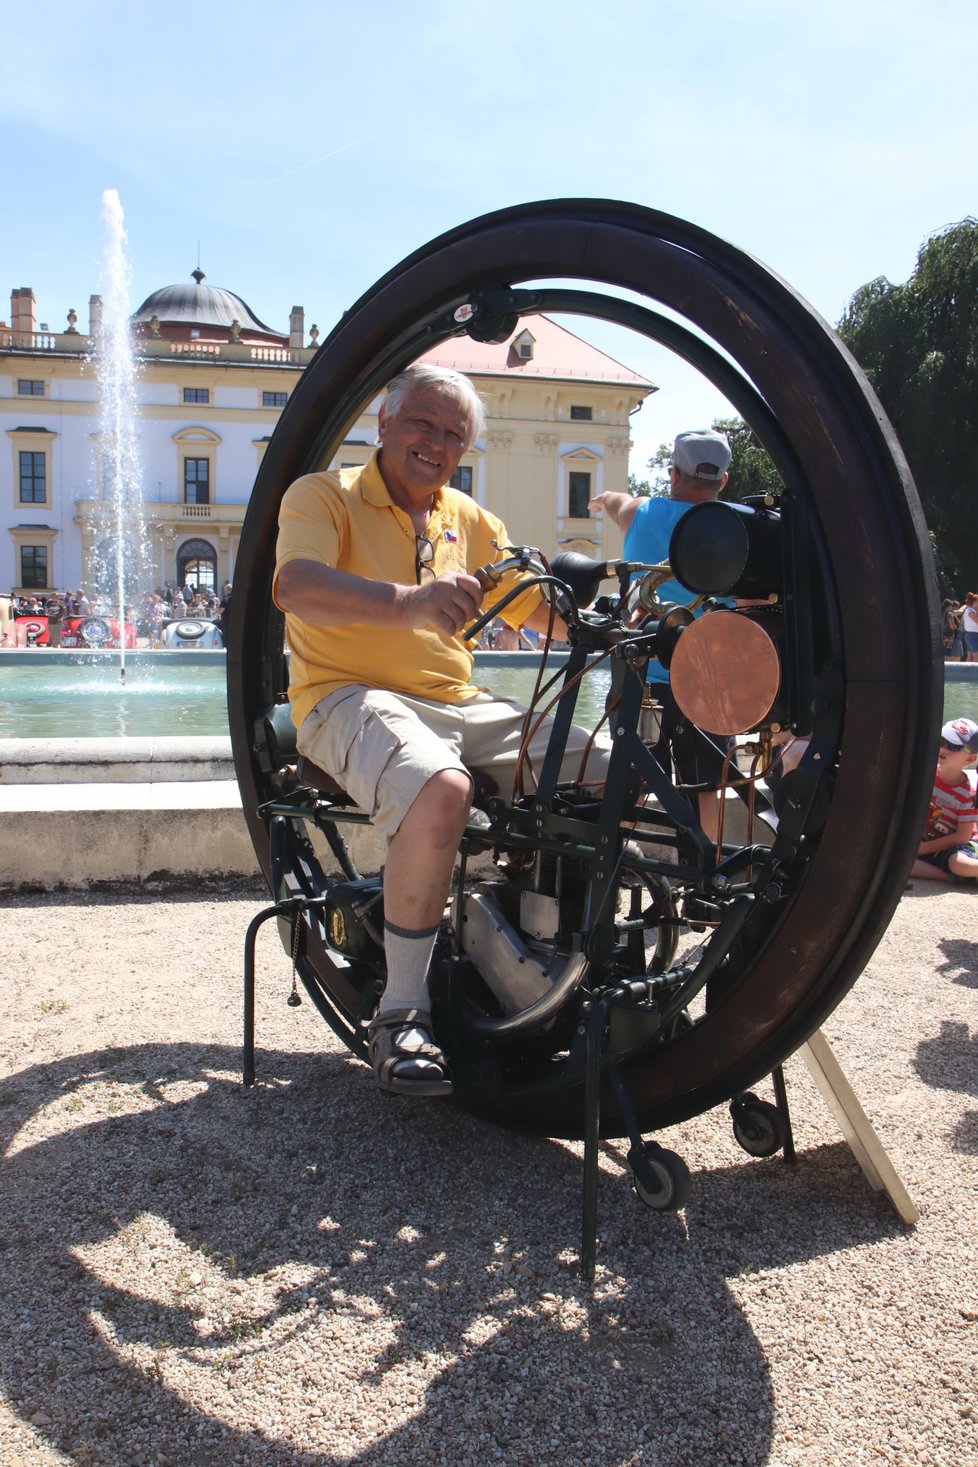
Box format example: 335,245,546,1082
669,610,781,734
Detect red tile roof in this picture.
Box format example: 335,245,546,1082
420,314,653,388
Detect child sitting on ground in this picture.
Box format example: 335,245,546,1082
911,718,978,885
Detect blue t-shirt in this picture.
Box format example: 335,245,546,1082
622,497,699,684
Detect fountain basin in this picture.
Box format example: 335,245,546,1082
0,658,974,890
0,649,579,742
0,649,229,739
0,775,255,889
2,648,976,745
0,735,234,784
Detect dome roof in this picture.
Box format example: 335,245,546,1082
131,269,282,339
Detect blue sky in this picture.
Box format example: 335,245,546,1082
4,0,976,471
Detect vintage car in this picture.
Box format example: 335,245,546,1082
161,617,224,649
60,615,137,650
13,615,53,646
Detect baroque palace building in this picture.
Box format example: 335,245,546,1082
0,275,653,597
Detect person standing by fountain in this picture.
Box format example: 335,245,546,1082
147,593,166,649
219,580,232,646
959,592,978,663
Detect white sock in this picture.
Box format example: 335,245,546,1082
377,920,439,1016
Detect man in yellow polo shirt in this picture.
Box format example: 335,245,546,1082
275,364,607,1098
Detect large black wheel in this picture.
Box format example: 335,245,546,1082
228,199,941,1138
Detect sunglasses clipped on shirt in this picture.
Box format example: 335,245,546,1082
415,535,434,583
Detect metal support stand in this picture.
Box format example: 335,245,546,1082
243,901,290,1086
578,1018,919,1281
243,815,331,1088
581,980,674,1282
581,995,611,1283
770,1063,796,1164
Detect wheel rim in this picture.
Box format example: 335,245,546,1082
633,1149,692,1211
228,199,941,1138
731,1098,785,1158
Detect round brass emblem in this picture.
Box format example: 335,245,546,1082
670,610,782,735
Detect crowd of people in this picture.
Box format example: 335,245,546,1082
3,580,232,648
942,591,978,661
142,581,232,647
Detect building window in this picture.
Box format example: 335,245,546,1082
263,391,288,408
568,470,592,518
184,458,210,504
513,328,535,361
20,545,48,589
18,379,45,397
19,451,47,504
183,387,210,404
569,404,592,421
177,538,217,592
449,466,473,495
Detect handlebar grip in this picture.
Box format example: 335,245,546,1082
550,552,617,608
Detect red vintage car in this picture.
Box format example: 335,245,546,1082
55,615,137,650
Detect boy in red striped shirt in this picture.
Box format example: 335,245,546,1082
912,718,978,885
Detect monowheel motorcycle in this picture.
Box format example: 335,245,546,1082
228,200,941,1274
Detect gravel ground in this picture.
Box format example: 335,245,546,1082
0,881,975,1467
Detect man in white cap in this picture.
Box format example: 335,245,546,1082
911,717,978,884
590,429,732,840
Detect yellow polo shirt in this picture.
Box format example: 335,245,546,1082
274,452,544,730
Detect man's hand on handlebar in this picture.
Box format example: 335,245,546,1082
405,571,484,637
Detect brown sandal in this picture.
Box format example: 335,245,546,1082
366,1008,453,1097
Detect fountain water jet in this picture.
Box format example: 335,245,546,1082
91,189,148,683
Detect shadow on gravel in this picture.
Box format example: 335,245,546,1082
0,1042,906,1467
913,1018,978,1155
936,936,978,988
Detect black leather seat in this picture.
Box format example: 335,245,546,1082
296,755,354,804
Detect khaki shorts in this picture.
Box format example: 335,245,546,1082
297,685,611,844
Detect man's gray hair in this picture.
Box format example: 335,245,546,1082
383,365,486,449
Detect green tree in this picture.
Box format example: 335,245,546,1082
838,218,978,592
638,447,674,497
710,417,782,503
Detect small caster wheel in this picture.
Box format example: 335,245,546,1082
730,1092,788,1158
628,1143,692,1211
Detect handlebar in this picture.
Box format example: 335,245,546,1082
462,547,674,643
463,569,569,643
